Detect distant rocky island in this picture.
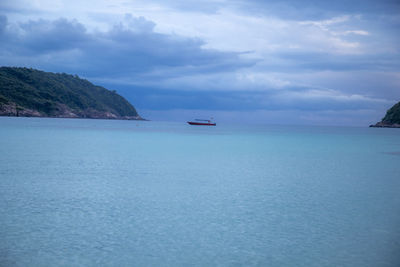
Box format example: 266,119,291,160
370,101,400,128
0,67,143,120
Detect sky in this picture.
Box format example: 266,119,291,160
1,0,400,125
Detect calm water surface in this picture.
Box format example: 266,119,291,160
1,117,399,266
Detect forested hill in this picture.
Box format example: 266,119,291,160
370,101,400,128
0,67,143,120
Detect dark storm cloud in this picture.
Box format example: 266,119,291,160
17,18,88,53
108,82,390,115
0,15,253,77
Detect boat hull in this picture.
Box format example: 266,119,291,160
187,121,216,126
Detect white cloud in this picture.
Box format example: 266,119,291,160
299,15,351,29
343,30,369,36
280,88,387,103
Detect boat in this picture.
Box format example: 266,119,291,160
187,119,216,126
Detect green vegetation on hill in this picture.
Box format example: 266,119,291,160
0,67,142,119
370,101,400,127
381,101,400,124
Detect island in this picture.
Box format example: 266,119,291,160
0,67,144,120
370,101,400,128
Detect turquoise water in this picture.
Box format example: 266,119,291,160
1,117,400,266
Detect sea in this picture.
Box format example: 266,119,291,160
1,117,399,266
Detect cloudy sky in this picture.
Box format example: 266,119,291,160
1,0,399,125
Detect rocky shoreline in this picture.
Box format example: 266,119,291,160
369,122,400,128
0,102,145,120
